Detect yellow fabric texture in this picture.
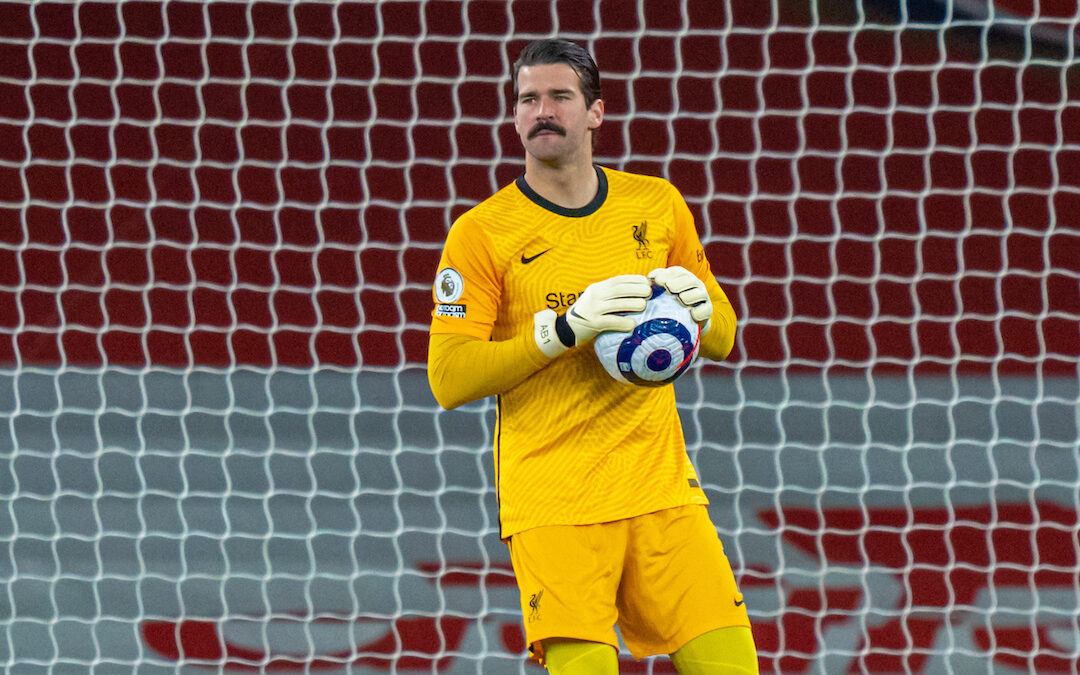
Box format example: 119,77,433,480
428,166,737,538
427,332,548,411
543,640,618,675
670,626,759,674
508,505,750,659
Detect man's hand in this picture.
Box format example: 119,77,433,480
533,274,651,357
648,266,712,325
564,274,652,341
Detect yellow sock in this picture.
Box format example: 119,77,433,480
543,639,619,675
670,626,759,674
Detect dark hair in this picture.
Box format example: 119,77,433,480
512,39,601,107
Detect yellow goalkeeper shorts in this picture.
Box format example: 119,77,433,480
507,504,751,661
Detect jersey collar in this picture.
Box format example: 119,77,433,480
515,165,608,218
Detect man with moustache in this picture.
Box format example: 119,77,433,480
428,39,757,674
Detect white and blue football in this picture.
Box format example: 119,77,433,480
594,285,701,387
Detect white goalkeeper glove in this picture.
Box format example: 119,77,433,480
533,274,652,358
648,266,713,332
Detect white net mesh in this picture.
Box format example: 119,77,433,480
1,0,1079,672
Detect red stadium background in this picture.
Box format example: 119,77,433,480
1,0,1077,374
2,1,1080,673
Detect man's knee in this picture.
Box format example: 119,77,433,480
670,626,758,674
542,638,619,674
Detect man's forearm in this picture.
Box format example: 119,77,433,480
427,331,551,409
698,288,737,362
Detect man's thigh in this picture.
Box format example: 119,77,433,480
617,505,751,658
507,519,628,658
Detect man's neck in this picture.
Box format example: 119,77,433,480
522,158,598,210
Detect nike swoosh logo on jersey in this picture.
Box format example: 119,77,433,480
521,249,551,264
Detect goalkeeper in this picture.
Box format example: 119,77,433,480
428,39,757,674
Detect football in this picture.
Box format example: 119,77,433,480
594,285,701,387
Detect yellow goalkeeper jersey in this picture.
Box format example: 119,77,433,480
430,166,735,538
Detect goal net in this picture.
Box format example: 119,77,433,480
2,0,1078,672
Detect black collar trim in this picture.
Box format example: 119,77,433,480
516,165,607,218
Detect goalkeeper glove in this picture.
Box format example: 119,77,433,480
648,266,713,331
533,274,652,358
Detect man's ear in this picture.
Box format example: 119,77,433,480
588,98,604,131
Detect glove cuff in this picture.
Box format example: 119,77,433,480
555,312,577,348
534,309,569,358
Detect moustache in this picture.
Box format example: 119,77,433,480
528,122,566,139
